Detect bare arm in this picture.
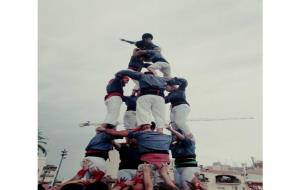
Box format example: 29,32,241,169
159,164,179,189
96,127,129,137
132,48,139,56
143,164,153,190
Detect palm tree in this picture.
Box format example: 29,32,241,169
38,130,47,156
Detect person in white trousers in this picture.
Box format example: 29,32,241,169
102,75,129,127
115,70,169,132
165,77,192,137
68,124,122,183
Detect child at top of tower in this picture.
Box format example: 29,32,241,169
121,33,171,78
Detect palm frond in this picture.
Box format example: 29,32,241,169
38,130,48,156
38,144,47,156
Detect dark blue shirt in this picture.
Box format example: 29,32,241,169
118,144,142,170
135,41,168,63
127,131,172,154
165,78,189,107
135,40,158,50
86,132,121,151
106,77,125,94
122,95,137,111
128,56,151,72
170,138,196,158
116,70,169,97
147,51,168,63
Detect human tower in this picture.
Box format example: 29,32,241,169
66,33,205,190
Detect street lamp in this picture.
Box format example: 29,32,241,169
52,149,68,186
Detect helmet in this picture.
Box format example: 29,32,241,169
142,33,153,40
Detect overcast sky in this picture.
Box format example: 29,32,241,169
39,0,262,180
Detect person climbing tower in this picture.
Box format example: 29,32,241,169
121,33,171,78
101,74,129,128
115,69,169,133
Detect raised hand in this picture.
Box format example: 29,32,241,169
159,163,169,175
142,163,152,175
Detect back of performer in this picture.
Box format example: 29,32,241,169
102,75,129,127
167,126,200,190
122,92,138,130
165,77,192,137
114,140,142,180
116,70,169,132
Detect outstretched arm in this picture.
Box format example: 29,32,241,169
120,38,136,45
96,127,129,137
116,70,142,80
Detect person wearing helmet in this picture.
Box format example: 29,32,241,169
121,33,171,78
101,74,129,128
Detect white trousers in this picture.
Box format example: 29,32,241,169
136,95,166,129
174,167,200,190
148,61,171,78
103,96,122,125
123,110,137,130
82,156,107,179
170,104,191,134
117,169,137,180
